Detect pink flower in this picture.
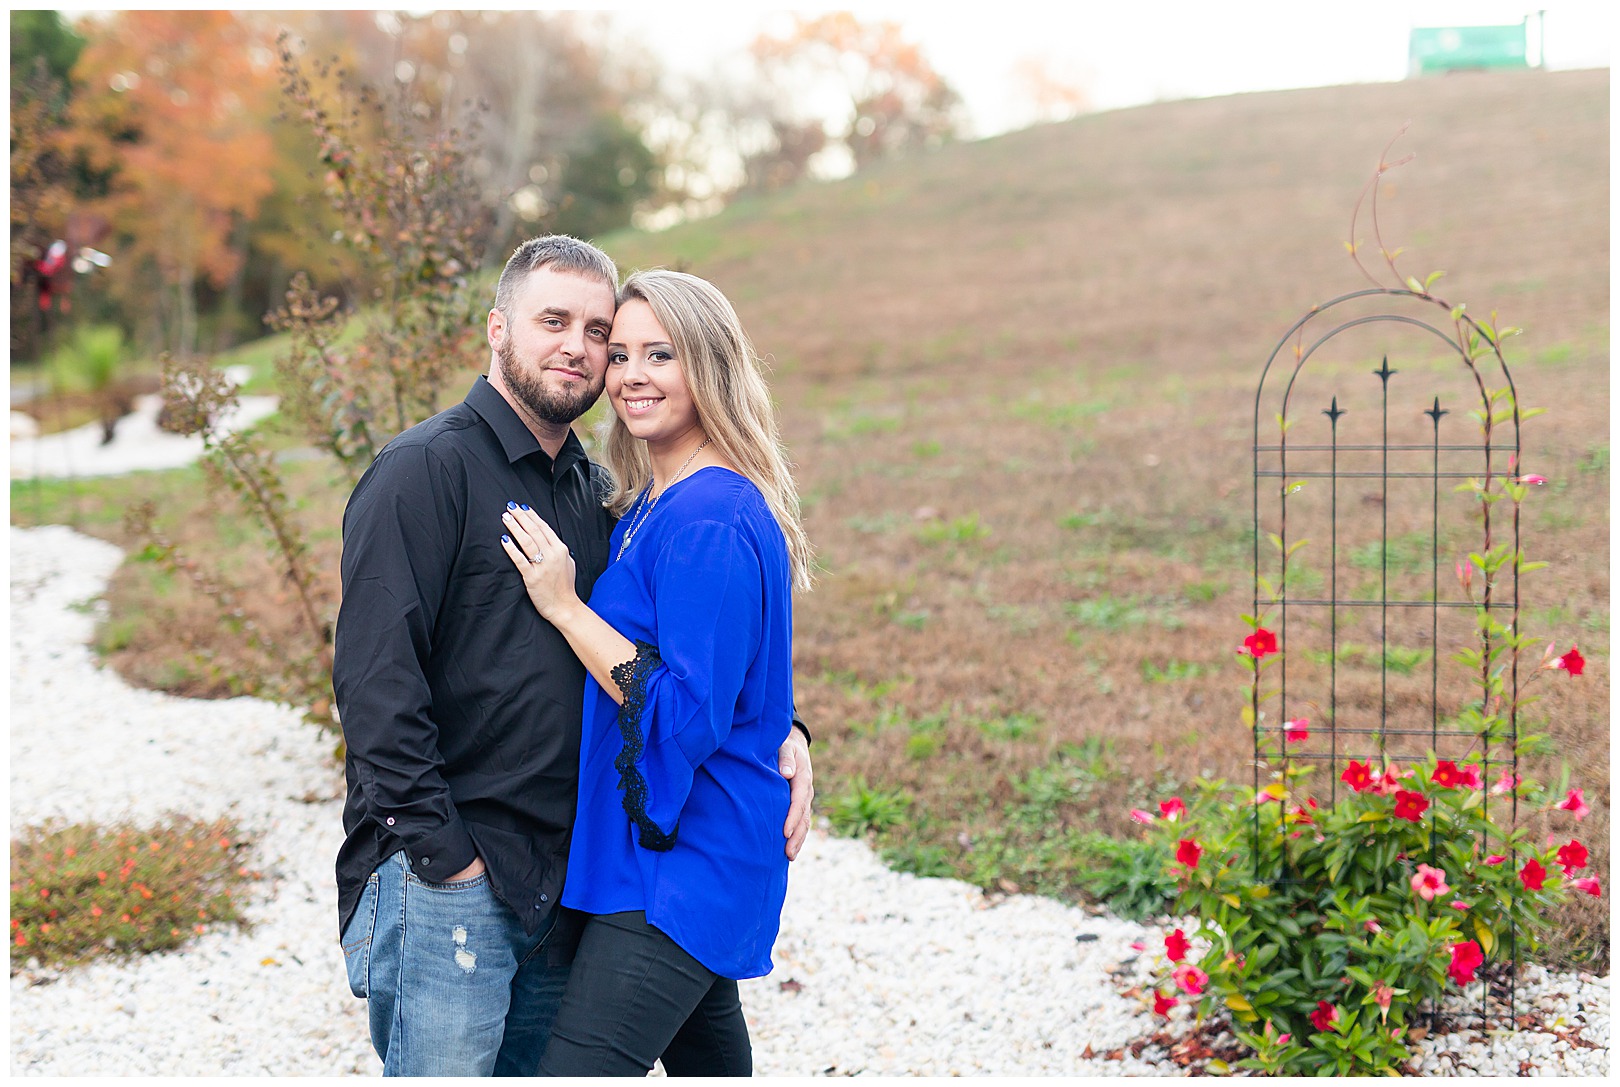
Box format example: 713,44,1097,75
1515,474,1548,486
1570,877,1602,897
1129,940,1146,952
1276,1033,1291,1046
1373,983,1394,1014
1457,763,1483,790
1309,1000,1338,1031
1158,797,1186,822
1175,839,1202,869
1284,718,1309,742
1171,963,1208,996
1490,771,1520,796
1165,928,1190,963
1519,858,1548,892
1482,854,1507,866
1448,940,1484,985
1449,900,1470,910
1363,918,1382,934
1153,991,1177,1016
1393,789,1429,822
1341,760,1373,792
1373,766,1410,796
1551,646,1586,676
1431,761,1464,789
1558,788,1590,820
1556,839,1589,875
1410,863,1450,901
1129,808,1156,825
1455,559,1473,591
1241,628,1278,659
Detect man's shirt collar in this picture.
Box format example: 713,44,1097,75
466,375,588,475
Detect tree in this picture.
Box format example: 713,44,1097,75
66,11,278,358
748,13,962,184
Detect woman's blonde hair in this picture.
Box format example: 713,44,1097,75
599,269,813,591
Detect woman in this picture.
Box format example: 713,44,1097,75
498,268,812,1076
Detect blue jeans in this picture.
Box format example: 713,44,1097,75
341,851,575,1076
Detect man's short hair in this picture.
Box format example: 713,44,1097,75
493,236,619,314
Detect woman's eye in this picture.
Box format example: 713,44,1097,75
608,351,627,365
650,351,672,363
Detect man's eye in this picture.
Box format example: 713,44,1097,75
588,328,607,340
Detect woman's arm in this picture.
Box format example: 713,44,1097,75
500,505,632,705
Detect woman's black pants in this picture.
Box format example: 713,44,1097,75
536,910,751,1077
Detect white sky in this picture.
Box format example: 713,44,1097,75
600,1,1612,136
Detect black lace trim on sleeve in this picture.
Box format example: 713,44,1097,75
610,640,678,852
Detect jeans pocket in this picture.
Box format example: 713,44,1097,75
340,873,380,999
410,870,491,892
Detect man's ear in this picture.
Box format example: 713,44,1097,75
486,307,506,352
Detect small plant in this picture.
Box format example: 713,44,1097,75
1129,140,1604,1075
917,512,990,545
48,323,129,444
10,816,257,973
827,777,913,837
1072,833,1176,921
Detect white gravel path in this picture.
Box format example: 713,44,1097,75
7,524,1610,1076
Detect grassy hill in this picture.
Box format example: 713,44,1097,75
601,67,1610,957
16,68,1608,961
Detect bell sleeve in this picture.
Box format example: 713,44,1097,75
611,518,764,851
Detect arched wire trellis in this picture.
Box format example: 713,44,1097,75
1253,287,1523,1023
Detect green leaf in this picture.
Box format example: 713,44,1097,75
1405,276,1423,293
1424,270,1446,290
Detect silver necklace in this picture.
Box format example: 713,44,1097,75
616,437,711,561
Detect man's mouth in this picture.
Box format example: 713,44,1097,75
547,366,586,381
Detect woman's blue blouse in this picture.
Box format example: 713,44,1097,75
561,467,794,980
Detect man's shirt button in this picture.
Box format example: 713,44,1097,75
386,817,395,826
421,857,430,866
539,893,549,902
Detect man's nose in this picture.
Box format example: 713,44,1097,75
561,323,587,359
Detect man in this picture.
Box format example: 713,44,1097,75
333,235,813,1076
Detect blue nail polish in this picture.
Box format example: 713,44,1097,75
502,534,511,543
520,504,531,512
507,501,518,510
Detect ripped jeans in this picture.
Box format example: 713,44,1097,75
341,851,575,1076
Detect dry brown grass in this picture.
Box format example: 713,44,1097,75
13,69,1607,964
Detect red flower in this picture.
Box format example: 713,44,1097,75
1410,863,1450,901
1158,797,1186,822
1171,963,1208,996
1519,858,1547,892
1557,788,1589,820
1448,940,1484,985
1309,1001,1338,1031
1363,918,1382,934
1551,646,1585,676
1284,718,1309,742
1449,900,1470,910
1165,928,1190,963
1241,628,1278,659
1457,763,1483,790
1175,839,1202,869
1341,760,1373,792
1482,854,1507,866
1153,991,1177,1016
1570,877,1602,897
1431,761,1463,789
1393,790,1429,822
1555,839,1589,875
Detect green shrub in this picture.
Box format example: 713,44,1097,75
10,816,257,973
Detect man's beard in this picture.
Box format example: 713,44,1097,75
496,334,601,426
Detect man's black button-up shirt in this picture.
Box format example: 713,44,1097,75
333,376,615,937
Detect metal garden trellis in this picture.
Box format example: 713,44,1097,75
1250,282,1527,1022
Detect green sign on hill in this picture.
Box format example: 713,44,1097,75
1409,24,1531,75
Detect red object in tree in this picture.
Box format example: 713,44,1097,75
1309,1001,1338,1031
1165,928,1189,963
1431,761,1464,789
1340,760,1373,792
1448,940,1484,985
1552,646,1586,676
1518,858,1547,892
1175,838,1202,869
1153,991,1176,1016
1392,789,1429,822
1555,839,1589,875
1241,628,1278,659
